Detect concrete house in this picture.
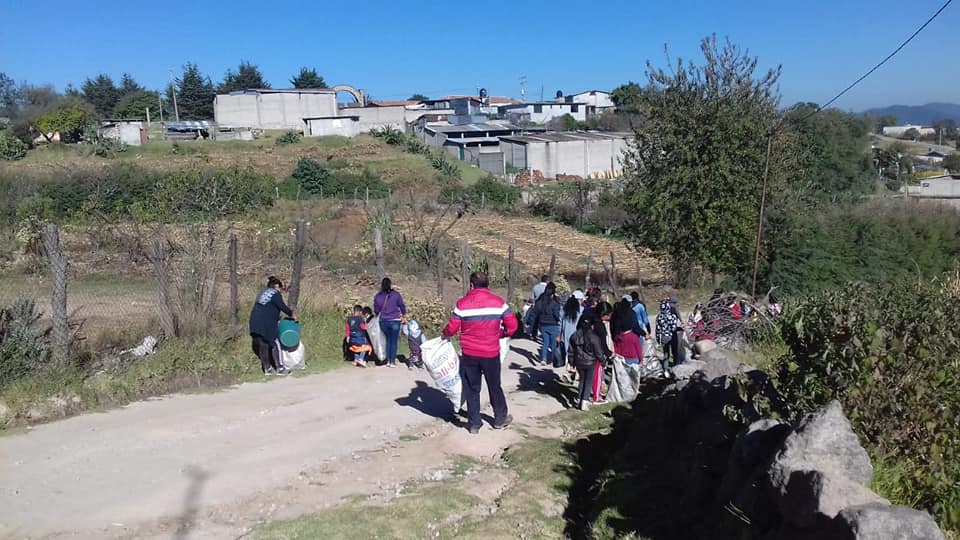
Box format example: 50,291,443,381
98,120,146,146
498,101,587,124
499,131,630,179
565,90,615,116
214,88,338,130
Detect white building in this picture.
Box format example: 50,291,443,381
499,131,630,179
565,90,615,116
98,120,145,146
499,102,587,124
881,124,936,138
214,89,338,130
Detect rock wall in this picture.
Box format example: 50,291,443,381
665,347,944,540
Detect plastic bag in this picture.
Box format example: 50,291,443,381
607,355,642,403
280,341,306,370
366,315,386,364
552,340,566,368
420,338,462,408
499,337,511,364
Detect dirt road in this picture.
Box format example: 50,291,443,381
0,339,568,539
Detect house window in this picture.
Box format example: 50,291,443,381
534,104,542,113
571,104,579,113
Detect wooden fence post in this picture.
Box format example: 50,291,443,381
609,251,618,297
461,240,470,296
43,224,69,367
435,239,444,299
585,247,594,289
228,231,239,327
507,242,516,302
150,239,179,338
548,252,557,281
288,219,305,311
375,226,386,282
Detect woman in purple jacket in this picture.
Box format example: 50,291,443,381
373,277,407,368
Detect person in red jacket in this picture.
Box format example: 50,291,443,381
443,271,519,434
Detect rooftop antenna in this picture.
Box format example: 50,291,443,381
519,75,527,101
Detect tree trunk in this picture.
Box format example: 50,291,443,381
435,238,444,300
609,251,618,297
461,240,470,296
288,219,305,311
43,224,70,367
548,252,557,281
635,257,645,303
228,231,239,327
586,247,594,289
150,239,179,338
507,242,516,302
375,226,385,282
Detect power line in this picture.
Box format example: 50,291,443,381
800,0,953,122
752,0,953,299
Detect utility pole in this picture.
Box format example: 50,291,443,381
519,75,527,102
158,93,164,122
168,69,180,122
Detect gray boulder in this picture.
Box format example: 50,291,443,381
671,359,707,380
778,469,887,528
693,339,718,356
701,348,744,380
835,503,945,540
767,401,878,527
770,401,873,486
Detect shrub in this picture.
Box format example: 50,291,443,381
0,130,28,161
291,157,333,196
275,130,302,146
773,277,960,528
405,297,448,336
0,298,52,390
471,175,519,208
153,165,274,219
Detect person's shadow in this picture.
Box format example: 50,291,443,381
512,362,579,409
395,381,456,422
510,345,539,366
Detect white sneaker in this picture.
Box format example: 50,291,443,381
579,401,590,411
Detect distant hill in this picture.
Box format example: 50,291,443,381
863,102,960,125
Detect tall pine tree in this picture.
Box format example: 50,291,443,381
289,67,327,89
218,61,270,93
119,73,144,96
82,74,120,117
168,63,215,120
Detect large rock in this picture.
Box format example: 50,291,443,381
767,401,878,527
671,359,707,380
778,469,887,528
701,348,744,380
835,503,945,540
693,339,718,356
770,401,873,487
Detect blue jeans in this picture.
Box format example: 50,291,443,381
380,319,402,364
539,325,560,364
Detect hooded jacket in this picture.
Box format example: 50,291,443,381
443,287,518,358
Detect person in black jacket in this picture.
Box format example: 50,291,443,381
525,282,562,365
249,276,299,375
569,312,608,410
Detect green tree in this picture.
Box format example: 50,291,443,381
902,127,920,140
113,90,162,120
611,81,643,114
621,35,783,284
218,60,270,93
0,72,22,118
932,118,958,141
81,74,120,117
34,97,95,141
119,73,143,96
289,67,328,89
408,93,429,101
168,63,215,120
943,153,960,172
877,114,897,131
783,103,875,198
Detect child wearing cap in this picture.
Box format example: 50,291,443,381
402,319,426,370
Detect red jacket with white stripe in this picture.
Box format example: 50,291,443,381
442,287,518,359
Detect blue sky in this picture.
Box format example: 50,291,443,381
1,0,956,110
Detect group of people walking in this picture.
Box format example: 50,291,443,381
248,271,703,432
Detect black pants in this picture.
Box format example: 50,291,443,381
662,331,686,370
576,363,595,407
251,335,280,373
460,354,508,429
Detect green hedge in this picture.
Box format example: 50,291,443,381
774,276,960,528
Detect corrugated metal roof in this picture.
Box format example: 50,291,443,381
163,121,215,130
500,131,630,144
444,137,503,145
429,122,546,134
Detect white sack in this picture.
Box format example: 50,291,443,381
420,337,462,408
366,315,387,363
